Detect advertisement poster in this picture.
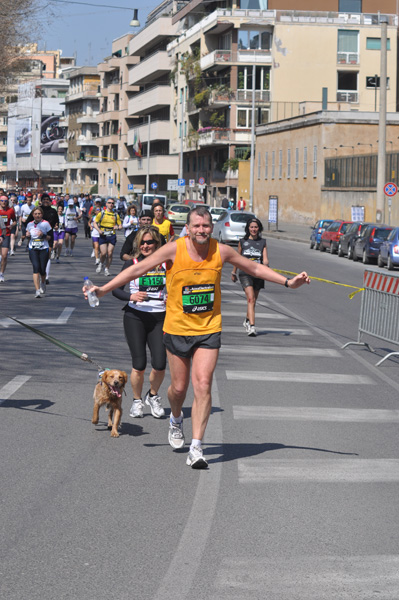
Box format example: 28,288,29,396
14,117,32,154
40,115,66,154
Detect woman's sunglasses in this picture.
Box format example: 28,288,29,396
140,239,156,246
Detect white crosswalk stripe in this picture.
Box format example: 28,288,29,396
221,310,288,319
221,345,341,357
0,375,31,405
233,405,399,421
226,371,375,384
223,326,312,335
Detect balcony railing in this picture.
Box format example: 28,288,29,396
337,52,359,65
336,90,359,103
187,89,270,113
200,49,272,71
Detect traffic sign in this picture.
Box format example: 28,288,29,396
127,184,134,191
189,179,195,188
167,179,178,191
178,178,185,186
108,179,114,185
198,177,205,185
151,182,158,190
384,182,397,196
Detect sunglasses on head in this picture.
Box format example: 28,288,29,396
141,239,156,246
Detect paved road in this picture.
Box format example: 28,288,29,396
1,231,399,599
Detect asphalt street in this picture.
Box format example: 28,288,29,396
1,227,399,599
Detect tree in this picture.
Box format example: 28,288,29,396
0,1,46,93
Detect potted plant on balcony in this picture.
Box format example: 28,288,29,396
194,89,210,108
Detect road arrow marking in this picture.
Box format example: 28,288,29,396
0,307,75,329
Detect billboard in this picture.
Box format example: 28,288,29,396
14,117,32,154
40,115,66,154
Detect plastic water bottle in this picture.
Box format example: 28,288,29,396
83,277,99,308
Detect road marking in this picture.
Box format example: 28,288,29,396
226,371,375,384
233,406,399,422
153,380,222,600
0,307,75,328
216,555,399,598
0,376,31,405
221,345,341,357
238,459,399,483
222,311,287,319
223,326,312,335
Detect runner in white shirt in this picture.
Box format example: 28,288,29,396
64,199,82,256
19,197,35,248
26,207,52,298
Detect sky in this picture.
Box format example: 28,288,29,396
37,0,161,67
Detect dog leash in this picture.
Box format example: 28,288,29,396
6,316,107,374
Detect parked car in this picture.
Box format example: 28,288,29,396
212,209,256,244
309,219,333,250
337,222,373,259
209,207,226,223
378,227,399,270
319,220,354,254
166,203,191,225
353,224,393,263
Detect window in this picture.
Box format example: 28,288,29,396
337,30,359,63
237,107,251,128
179,122,182,138
366,38,391,50
238,66,270,92
238,29,271,51
265,151,268,179
287,149,291,179
257,152,261,179
313,146,317,178
186,157,190,172
279,150,282,179
303,147,307,178
295,148,299,178
337,71,358,102
338,0,361,12
271,151,275,179
184,121,187,137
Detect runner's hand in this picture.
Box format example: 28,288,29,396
288,272,310,289
82,285,105,299
131,291,148,303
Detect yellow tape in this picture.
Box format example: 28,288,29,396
273,269,364,300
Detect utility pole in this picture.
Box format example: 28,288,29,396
179,88,184,203
146,114,151,194
376,15,388,223
249,64,256,212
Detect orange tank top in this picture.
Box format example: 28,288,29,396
163,237,222,336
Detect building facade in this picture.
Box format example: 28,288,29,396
62,67,101,195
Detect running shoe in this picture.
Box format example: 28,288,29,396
144,390,165,418
104,267,110,276
10,250,15,256
248,325,256,337
17,240,22,247
243,318,250,333
0,274,4,283
129,399,144,418
95,258,100,265
50,250,55,260
64,249,69,256
186,446,208,469
46,279,50,285
35,290,41,298
91,250,95,258
40,282,46,295
56,257,60,264
168,413,185,449
69,250,73,257
95,263,102,273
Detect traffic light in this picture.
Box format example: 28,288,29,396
79,152,85,160
117,183,120,191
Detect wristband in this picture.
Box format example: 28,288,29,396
284,278,291,288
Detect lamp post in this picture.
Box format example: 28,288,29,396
323,146,338,156
339,144,355,154
357,142,373,149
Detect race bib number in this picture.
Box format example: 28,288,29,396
139,271,166,293
182,284,215,314
32,238,44,249
101,228,114,237
2,216,8,224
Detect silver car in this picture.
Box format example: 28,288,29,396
209,207,226,223
212,210,257,244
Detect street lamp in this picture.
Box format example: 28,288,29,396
339,144,355,153
323,146,338,156
357,142,373,148
51,1,140,27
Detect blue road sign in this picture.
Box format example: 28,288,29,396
178,178,185,186
127,184,134,190
151,182,158,190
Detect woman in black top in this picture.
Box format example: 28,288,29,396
231,218,268,337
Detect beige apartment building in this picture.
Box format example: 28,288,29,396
62,67,101,195
97,33,138,198
164,0,398,204
126,1,179,195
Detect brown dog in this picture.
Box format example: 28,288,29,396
92,370,128,437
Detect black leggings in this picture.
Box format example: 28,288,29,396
29,248,49,275
123,307,166,372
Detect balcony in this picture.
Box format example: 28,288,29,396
129,51,171,86
77,137,100,146
129,17,179,57
127,120,171,145
337,52,359,65
128,84,172,116
200,49,272,71
77,113,99,124
63,159,99,170
127,153,178,177
189,128,252,148
336,90,359,103
66,83,99,101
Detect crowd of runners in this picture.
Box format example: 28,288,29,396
1,189,310,468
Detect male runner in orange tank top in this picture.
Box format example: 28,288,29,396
85,207,310,469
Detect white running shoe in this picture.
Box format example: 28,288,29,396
64,249,69,256
247,325,256,337
186,446,208,469
0,274,4,283
40,282,46,295
243,318,250,333
56,257,60,263
104,267,110,276
95,258,100,265
144,390,165,418
17,240,22,247
10,250,15,256
69,250,73,257
95,263,102,274
91,250,95,258
129,399,144,418
35,290,41,298
168,413,185,449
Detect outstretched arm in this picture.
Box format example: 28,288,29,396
220,244,310,289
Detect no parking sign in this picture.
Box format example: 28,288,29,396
384,182,397,197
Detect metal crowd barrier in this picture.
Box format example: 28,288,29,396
342,269,399,366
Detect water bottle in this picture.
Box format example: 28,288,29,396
83,277,99,308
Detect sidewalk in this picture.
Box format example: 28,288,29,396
260,220,311,244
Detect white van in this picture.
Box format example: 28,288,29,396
140,194,167,212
